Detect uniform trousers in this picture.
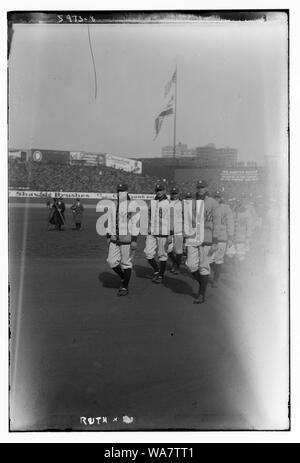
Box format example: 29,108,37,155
144,235,168,262
107,242,135,269
185,245,214,275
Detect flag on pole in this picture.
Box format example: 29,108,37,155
164,69,177,97
154,95,174,139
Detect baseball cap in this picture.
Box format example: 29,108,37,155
117,183,128,192
196,180,208,188
170,187,179,195
214,190,222,198
185,192,193,199
155,183,165,192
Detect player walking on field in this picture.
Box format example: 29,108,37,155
106,183,138,296
209,191,234,288
167,187,184,274
185,180,221,304
144,183,172,284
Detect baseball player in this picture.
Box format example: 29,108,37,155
106,183,137,296
167,187,184,274
210,191,234,288
185,180,221,304
144,183,171,284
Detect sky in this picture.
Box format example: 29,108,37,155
8,13,288,163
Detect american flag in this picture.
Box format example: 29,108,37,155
164,69,177,97
154,96,174,139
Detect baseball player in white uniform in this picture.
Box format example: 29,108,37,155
167,187,184,274
144,183,171,284
210,191,234,288
106,183,137,296
185,180,221,304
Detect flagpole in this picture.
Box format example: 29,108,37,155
173,65,177,159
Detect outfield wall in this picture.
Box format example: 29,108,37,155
8,190,155,201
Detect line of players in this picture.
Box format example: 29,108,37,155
107,181,254,303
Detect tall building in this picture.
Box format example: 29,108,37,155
161,142,238,166
195,144,238,167
216,147,238,167
195,143,217,166
161,142,189,157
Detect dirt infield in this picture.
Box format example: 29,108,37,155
8,203,288,431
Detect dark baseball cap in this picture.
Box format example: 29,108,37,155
117,183,128,192
170,187,179,195
185,192,193,199
214,190,222,198
155,183,165,192
196,180,208,188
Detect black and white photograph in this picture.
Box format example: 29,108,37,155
7,9,290,433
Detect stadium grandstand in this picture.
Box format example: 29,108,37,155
8,158,161,194
8,152,270,206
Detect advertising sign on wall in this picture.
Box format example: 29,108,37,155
220,170,259,182
30,149,70,164
9,189,154,200
70,152,106,166
105,154,142,174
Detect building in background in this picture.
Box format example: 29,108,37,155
195,143,216,165
215,146,238,167
161,142,238,167
195,143,238,167
161,142,189,157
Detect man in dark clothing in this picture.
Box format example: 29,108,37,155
49,197,65,231
167,187,183,274
71,198,84,230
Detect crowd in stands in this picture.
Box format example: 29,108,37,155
9,158,271,217
8,159,161,194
